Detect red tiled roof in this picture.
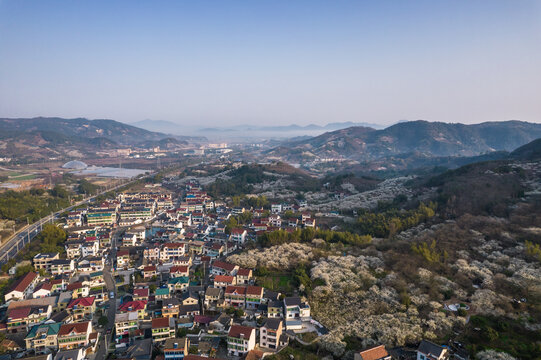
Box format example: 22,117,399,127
358,345,389,360
170,266,188,274
194,315,213,324
10,272,37,293
214,275,234,284
228,325,255,339
225,286,246,295
8,307,31,320
119,300,147,312
143,265,156,272
237,268,252,276
246,286,263,296
230,228,245,235
67,296,95,308
35,282,53,291
152,317,170,328
133,288,149,297
117,250,130,256
58,321,90,336
164,242,184,248
67,282,84,291
212,261,236,271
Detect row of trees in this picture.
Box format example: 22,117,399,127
258,228,372,248
356,202,437,238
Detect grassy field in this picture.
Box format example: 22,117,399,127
10,174,37,180
257,274,294,294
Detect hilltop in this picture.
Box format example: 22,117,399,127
267,120,541,163
0,117,203,162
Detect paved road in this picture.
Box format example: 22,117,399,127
0,177,140,265
93,230,119,360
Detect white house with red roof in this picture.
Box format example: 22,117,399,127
227,325,256,356
160,242,186,261
4,272,39,302
230,228,247,243
169,265,189,278
211,261,239,276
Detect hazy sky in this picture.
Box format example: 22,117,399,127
1,0,540,126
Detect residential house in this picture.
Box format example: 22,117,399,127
259,318,284,350
354,345,392,360
155,287,170,300
122,233,137,247
77,256,104,273
211,261,238,276
57,321,93,350
115,311,139,345
124,338,152,360
51,278,67,294
143,265,157,279
170,265,189,278
267,300,284,318
160,243,186,262
224,286,246,308
417,340,449,360
271,204,282,214
6,305,52,333
65,239,85,258
227,325,256,357
181,291,199,306
133,288,150,301
54,348,85,360
269,214,282,227
213,275,235,290
172,256,192,267
168,276,189,294
178,304,200,318
143,246,160,262
5,271,39,302
284,297,310,320
67,297,96,322
163,337,189,360
162,298,181,318
33,283,53,299
119,300,148,319
209,313,232,334
116,250,131,268
245,286,264,309
33,253,60,271
25,322,61,352
50,259,75,276
230,228,247,243
88,271,105,288
81,240,99,258
204,287,223,308
152,317,176,343
67,282,90,299
236,268,253,285
303,218,316,228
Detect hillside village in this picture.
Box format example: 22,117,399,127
0,174,472,360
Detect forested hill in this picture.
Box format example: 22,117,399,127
267,120,541,162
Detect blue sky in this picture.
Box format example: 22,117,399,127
0,0,540,126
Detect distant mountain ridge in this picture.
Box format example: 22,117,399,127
267,120,541,162
131,119,384,136
0,117,203,162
